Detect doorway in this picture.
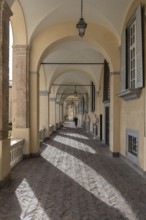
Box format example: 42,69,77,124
105,106,109,145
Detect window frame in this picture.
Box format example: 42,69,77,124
119,4,143,101
126,129,138,164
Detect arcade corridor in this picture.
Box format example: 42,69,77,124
0,126,146,220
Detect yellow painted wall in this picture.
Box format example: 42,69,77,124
96,68,106,142
120,0,146,169
120,93,144,166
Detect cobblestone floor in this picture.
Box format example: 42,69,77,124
0,127,146,220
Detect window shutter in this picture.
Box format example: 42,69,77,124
120,30,126,92
92,84,95,112
90,81,92,111
135,4,143,88
103,60,110,101
90,81,95,112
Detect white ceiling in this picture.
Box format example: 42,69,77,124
7,0,133,96
7,0,132,41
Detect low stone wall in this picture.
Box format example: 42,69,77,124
39,128,46,141
49,125,54,135
10,139,24,169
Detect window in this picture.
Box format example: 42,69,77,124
128,21,136,89
90,81,95,112
119,4,143,100
103,60,110,102
126,129,138,164
128,135,137,156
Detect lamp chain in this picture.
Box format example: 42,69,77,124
81,0,83,18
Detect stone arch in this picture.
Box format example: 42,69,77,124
121,0,142,33
30,21,120,74
48,69,97,93
10,0,27,45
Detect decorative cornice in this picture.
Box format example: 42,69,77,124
118,88,141,100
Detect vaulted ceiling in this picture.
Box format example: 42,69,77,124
7,0,133,98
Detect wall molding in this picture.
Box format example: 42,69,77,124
110,72,120,77
39,90,49,96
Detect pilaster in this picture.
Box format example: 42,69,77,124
59,103,63,123
30,71,40,156
12,45,30,155
39,90,49,137
110,72,121,156
56,101,60,127
49,97,56,131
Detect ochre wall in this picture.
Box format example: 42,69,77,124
120,0,146,169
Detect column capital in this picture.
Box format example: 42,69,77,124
13,45,30,51
49,97,56,101
56,101,61,104
30,71,39,75
39,90,49,96
110,72,120,77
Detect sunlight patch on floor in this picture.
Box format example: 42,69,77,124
53,135,95,154
15,178,50,219
58,131,89,140
41,145,138,220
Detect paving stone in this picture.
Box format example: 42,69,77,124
0,127,146,219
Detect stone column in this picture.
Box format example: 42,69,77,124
49,97,56,131
56,101,60,127
39,90,49,137
12,45,30,156
143,15,146,171
60,103,63,123
0,1,12,186
110,72,120,157
30,71,40,156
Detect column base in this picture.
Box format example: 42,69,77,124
23,152,40,159
0,174,11,188
113,152,120,157
30,152,40,157
13,128,30,155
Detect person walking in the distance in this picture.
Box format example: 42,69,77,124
74,116,78,128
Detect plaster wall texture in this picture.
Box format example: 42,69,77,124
119,0,146,170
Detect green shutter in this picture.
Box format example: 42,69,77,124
90,81,95,112
120,30,126,92
135,4,143,88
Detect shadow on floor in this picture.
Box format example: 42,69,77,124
42,127,146,220
0,156,129,220
0,127,145,219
